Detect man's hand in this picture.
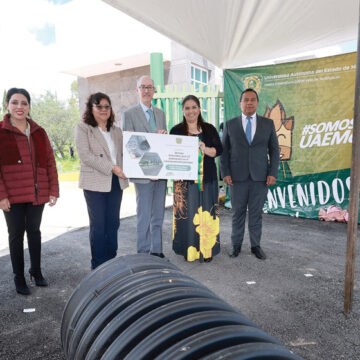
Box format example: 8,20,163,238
266,176,276,186
223,175,233,186
0,198,10,211
156,129,167,134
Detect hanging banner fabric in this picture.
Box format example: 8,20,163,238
223,52,358,222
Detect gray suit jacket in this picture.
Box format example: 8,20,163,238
220,114,280,182
75,122,129,192
122,103,167,184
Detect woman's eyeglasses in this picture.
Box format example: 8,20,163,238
93,105,111,111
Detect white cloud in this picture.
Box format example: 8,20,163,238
0,0,170,99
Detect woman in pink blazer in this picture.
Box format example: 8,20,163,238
75,93,128,270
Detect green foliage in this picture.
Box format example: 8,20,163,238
30,83,79,158
0,89,6,118
56,157,80,173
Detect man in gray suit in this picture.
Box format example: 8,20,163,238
122,76,167,258
220,88,279,260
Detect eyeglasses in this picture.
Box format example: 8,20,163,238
138,86,155,91
93,105,111,111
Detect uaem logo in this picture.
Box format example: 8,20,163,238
243,75,261,93
264,100,294,178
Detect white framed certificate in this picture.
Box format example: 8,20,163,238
123,131,198,180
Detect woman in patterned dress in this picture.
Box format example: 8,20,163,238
170,95,222,262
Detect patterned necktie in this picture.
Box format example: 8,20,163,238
147,108,156,133
246,116,252,144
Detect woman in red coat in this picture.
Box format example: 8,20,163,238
0,88,59,295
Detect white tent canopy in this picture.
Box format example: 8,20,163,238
103,0,359,69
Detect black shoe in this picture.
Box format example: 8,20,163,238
204,257,213,263
251,246,266,260
229,246,241,258
14,275,30,295
150,252,165,258
29,269,48,287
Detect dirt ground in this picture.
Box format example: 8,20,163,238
0,207,359,359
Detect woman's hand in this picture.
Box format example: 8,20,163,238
156,129,167,134
0,198,11,212
113,165,127,179
49,196,57,207
199,141,216,157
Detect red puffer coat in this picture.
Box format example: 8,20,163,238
0,114,59,205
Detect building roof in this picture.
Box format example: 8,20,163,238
63,52,170,78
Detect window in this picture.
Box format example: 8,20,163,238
191,65,208,91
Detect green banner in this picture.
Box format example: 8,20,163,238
224,52,358,222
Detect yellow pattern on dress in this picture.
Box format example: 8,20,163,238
193,206,219,259
172,214,176,240
187,246,200,261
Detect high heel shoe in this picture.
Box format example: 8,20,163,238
29,269,48,287
14,275,30,295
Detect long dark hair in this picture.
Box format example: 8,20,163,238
82,92,114,131
180,94,206,135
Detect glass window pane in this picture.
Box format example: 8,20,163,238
191,66,194,79
195,68,201,81
202,71,208,83
195,82,200,91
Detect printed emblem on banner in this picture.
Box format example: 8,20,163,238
243,75,261,93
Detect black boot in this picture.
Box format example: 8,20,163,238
29,269,48,287
14,275,30,295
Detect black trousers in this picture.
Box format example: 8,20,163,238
3,203,45,276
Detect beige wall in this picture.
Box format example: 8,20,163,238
77,64,170,127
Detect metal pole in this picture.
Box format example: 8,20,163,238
150,52,164,91
150,52,165,111
344,4,360,314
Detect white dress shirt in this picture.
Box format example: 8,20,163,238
99,127,117,165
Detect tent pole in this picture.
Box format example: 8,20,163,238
344,4,360,315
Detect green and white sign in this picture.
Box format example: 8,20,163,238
123,131,198,180
224,52,358,221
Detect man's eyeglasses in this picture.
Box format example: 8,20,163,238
93,105,111,111
138,86,155,91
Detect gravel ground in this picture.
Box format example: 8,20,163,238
0,207,359,360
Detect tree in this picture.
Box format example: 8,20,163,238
0,89,6,118
31,88,79,158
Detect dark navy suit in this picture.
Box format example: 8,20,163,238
220,114,279,248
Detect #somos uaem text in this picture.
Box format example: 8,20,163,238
300,119,352,148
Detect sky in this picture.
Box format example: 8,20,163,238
0,0,170,100
0,0,357,101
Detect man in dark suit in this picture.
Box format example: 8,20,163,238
220,88,279,260
122,75,167,258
